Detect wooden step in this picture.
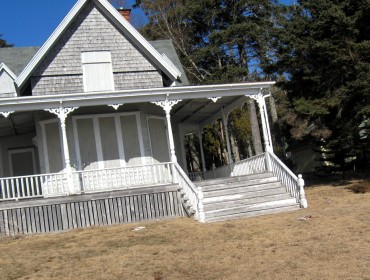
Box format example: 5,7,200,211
204,198,299,221
202,181,283,198
203,193,293,211
201,176,279,192
205,204,300,223
194,172,275,187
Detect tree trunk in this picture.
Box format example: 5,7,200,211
248,99,263,154
230,129,240,162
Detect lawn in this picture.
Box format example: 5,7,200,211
0,180,369,280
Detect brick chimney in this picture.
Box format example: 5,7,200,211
117,7,131,22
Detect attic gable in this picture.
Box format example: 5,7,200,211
16,0,182,94
0,63,17,97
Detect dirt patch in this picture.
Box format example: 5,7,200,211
346,180,370,193
0,181,369,280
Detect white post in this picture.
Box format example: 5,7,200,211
197,186,205,222
250,91,274,172
46,104,78,194
152,99,182,163
221,107,233,165
198,128,206,173
263,95,273,151
250,92,272,152
297,174,308,208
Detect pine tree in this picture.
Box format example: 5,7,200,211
265,0,370,175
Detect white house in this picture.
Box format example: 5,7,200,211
0,0,307,235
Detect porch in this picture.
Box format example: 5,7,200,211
0,82,308,235
0,151,307,235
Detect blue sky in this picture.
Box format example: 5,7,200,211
0,0,295,47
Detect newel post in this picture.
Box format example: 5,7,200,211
197,186,205,222
297,174,308,208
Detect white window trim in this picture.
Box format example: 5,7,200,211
72,111,144,170
8,147,37,177
39,118,64,174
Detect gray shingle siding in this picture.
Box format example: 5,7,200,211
31,1,162,95
31,75,84,95
114,71,162,89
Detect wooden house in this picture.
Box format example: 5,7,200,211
0,0,307,235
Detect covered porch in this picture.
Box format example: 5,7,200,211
0,82,307,232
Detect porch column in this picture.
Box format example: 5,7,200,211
221,107,233,164
197,128,206,173
46,104,78,194
153,99,182,163
250,91,273,152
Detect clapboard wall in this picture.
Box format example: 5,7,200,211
0,184,184,236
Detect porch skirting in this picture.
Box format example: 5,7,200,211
0,184,184,236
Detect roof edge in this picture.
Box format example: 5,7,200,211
0,62,17,81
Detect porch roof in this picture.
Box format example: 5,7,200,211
0,81,274,136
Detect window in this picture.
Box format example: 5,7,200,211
81,51,115,92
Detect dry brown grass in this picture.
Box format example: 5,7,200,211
0,181,369,280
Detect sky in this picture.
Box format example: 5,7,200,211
0,0,295,47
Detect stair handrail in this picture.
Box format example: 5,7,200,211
266,151,308,208
232,153,268,176
172,162,205,222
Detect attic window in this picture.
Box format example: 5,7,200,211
81,51,115,92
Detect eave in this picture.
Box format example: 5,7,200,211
0,82,275,113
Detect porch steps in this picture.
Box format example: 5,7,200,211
194,172,300,222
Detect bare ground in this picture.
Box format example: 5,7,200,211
0,181,369,280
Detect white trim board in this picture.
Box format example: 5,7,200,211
0,82,275,113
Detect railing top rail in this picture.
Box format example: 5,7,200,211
0,172,67,180
267,151,298,180
74,162,173,173
233,153,266,165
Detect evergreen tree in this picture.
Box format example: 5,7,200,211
136,0,277,84
265,0,370,175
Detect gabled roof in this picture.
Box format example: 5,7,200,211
15,0,182,89
0,47,39,76
0,62,17,80
150,40,189,86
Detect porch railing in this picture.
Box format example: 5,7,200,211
76,162,173,193
266,151,307,208
0,173,68,201
231,153,267,176
172,162,203,222
0,163,174,201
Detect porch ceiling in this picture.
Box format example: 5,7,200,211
0,112,35,138
171,95,245,127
